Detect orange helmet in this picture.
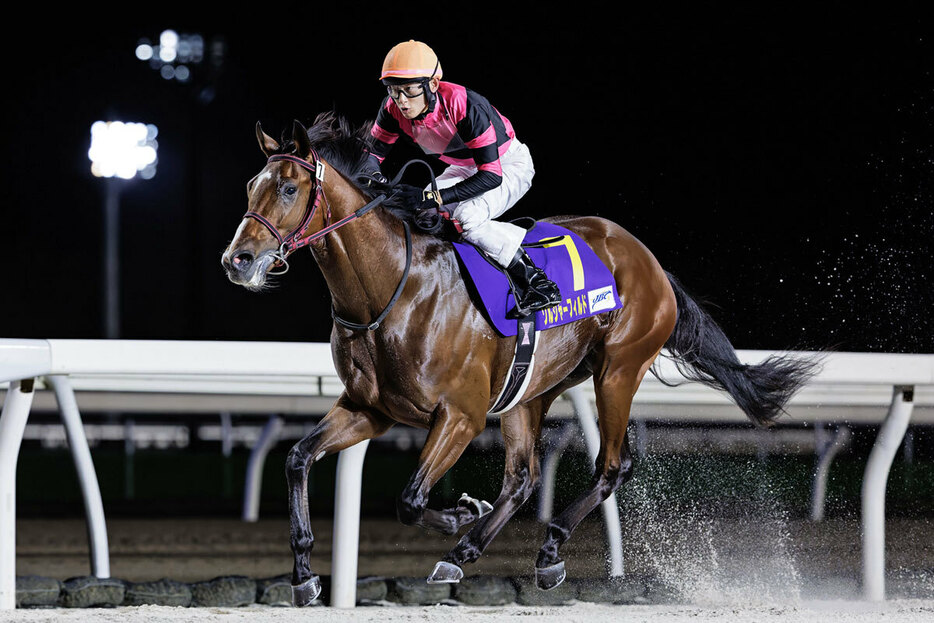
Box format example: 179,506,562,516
380,40,442,82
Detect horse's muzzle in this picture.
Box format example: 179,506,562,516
222,248,275,290
222,249,254,275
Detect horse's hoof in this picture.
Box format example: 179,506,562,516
535,561,566,590
291,575,322,606
458,492,494,518
427,560,464,584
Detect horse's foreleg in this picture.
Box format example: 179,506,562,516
286,395,392,606
439,401,543,573
396,404,485,537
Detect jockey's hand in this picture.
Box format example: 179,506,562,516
389,183,424,208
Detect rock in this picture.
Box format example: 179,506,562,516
256,575,292,606
575,576,647,604
454,575,517,605
511,575,577,606
15,575,61,608
123,578,192,607
356,577,389,603
189,575,256,607
387,576,452,605
60,575,125,608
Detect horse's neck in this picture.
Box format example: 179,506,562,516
312,183,410,325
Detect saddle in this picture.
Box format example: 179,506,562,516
450,219,623,414
451,219,622,338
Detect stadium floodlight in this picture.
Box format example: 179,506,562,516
89,121,159,180
136,29,212,85
135,28,224,105
88,121,158,339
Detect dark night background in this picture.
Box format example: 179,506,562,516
4,6,933,353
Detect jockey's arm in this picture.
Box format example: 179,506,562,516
437,104,504,206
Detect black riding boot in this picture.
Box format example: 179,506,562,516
506,249,562,318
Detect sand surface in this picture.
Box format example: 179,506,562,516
11,515,934,621
6,600,934,623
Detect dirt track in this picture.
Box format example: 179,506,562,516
7,600,934,623
15,515,934,601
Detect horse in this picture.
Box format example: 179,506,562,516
221,111,818,606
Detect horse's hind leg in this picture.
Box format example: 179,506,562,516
534,356,644,590
286,395,393,606
433,400,545,579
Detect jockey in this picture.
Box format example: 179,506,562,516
368,40,561,318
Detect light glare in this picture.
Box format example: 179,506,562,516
135,44,153,61
160,30,179,48
89,121,159,180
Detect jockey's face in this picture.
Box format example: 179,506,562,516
389,77,439,119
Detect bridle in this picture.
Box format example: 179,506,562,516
245,152,364,274
242,151,435,331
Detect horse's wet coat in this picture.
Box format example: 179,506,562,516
221,113,818,605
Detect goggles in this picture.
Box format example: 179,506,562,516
387,82,426,100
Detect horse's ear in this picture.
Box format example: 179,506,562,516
255,121,279,157
292,119,312,158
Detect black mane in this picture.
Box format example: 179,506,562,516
273,111,446,235
273,111,376,197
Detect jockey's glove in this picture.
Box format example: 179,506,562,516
389,183,424,208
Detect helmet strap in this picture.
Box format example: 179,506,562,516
422,60,441,115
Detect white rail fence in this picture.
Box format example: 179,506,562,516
1,339,933,609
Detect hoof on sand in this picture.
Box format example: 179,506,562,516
535,561,566,591
291,575,321,607
426,561,464,584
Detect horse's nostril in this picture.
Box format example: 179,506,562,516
233,252,254,269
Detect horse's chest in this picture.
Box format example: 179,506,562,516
334,341,433,423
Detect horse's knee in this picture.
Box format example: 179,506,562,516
396,494,424,526
285,444,309,481
286,441,327,485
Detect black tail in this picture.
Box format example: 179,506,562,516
657,271,820,427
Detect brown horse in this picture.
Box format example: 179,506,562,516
221,112,817,606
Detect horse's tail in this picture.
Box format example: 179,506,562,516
656,271,820,427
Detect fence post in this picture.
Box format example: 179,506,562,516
862,386,914,601
0,379,36,609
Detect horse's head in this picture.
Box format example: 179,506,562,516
221,120,325,290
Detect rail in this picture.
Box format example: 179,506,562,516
1,339,933,608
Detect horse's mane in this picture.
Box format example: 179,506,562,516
276,111,445,234
273,111,445,235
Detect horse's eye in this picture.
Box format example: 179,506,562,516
282,184,297,197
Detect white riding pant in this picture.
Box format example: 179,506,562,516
433,138,534,267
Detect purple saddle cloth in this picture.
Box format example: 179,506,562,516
451,221,623,337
